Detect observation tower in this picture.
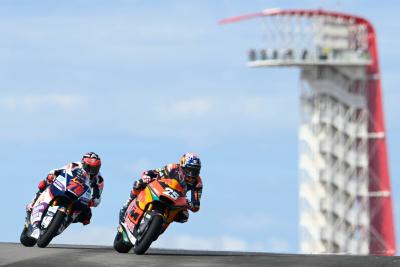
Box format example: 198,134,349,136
220,9,395,255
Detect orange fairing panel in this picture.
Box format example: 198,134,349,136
150,180,165,196
137,187,153,210
127,201,145,225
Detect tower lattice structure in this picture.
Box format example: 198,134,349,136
220,9,396,255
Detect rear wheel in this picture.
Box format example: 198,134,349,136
37,210,66,248
20,225,37,247
113,231,133,253
133,215,164,255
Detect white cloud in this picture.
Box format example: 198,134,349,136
169,98,214,119
0,90,296,143
0,93,88,141
102,93,289,147
149,94,296,140
0,10,214,65
0,94,86,112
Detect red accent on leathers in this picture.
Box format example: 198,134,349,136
38,180,47,191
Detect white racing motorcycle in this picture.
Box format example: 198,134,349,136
20,169,92,248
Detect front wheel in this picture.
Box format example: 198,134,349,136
37,210,66,248
133,215,164,255
20,226,37,247
113,231,133,253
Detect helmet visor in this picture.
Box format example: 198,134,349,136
83,163,100,175
184,166,200,177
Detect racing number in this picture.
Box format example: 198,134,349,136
163,188,179,200
67,177,85,196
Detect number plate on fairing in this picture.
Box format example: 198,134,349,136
162,187,179,200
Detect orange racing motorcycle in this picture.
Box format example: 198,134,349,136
114,177,188,254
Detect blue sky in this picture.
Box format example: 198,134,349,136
1,1,399,253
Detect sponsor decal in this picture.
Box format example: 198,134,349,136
54,180,65,191
125,216,135,232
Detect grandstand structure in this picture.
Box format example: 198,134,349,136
220,9,396,255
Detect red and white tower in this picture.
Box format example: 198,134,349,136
221,9,396,255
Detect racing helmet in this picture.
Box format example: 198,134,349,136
81,152,101,176
180,152,201,180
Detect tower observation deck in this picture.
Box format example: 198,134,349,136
220,9,396,255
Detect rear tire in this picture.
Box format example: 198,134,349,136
133,215,164,255
113,232,133,253
20,226,37,247
37,210,66,248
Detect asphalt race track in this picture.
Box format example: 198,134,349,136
0,243,399,267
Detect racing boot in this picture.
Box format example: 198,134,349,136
74,207,92,225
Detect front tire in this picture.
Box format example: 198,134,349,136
37,210,66,248
133,215,164,255
113,231,133,253
20,226,37,247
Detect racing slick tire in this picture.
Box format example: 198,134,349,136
20,226,37,247
133,215,164,255
37,210,66,248
113,231,133,253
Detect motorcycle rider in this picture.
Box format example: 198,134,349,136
119,152,203,224
27,152,104,227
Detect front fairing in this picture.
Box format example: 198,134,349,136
123,178,187,236
29,169,91,232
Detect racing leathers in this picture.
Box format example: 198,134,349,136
119,163,203,223
27,162,105,225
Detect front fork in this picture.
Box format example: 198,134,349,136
40,200,73,234
119,210,166,246
136,210,165,242
24,211,32,229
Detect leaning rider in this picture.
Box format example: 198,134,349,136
120,152,203,224
27,152,104,227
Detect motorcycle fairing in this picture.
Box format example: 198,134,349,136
120,223,137,244
28,169,91,238
124,179,187,234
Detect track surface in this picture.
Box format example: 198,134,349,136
1,243,399,267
